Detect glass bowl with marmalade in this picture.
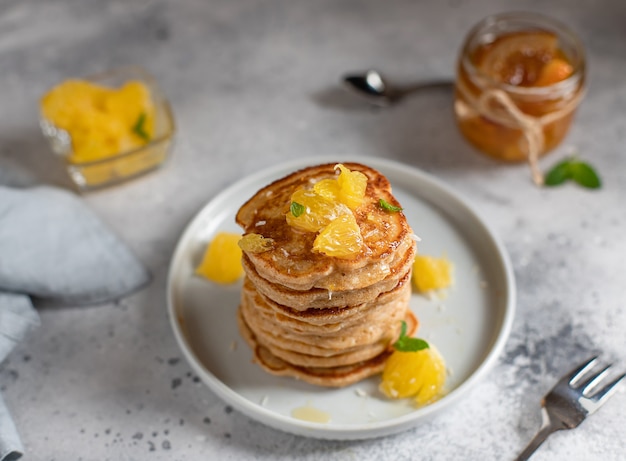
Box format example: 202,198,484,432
40,66,175,191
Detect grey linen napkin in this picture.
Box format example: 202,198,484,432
0,185,151,460
0,295,39,461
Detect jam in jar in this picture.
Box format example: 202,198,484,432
454,12,586,184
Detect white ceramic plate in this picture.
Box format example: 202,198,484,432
166,157,515,440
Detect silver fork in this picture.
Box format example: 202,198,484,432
515,356,626,461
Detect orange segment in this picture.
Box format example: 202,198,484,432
286,189,348,233
335,164,368,210
412,255,452,293
380,347,447,405
313,178,341,202
238,233,275,253
535,58,574,86
312,164,368,210
196,232,243,284
313,212,363,258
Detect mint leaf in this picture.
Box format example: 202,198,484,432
393,320,430,352
394,337,430,352
544,157,601,189
132,112,150,141
290,201,305,217
544,160,572,186
570,161,601,189
399,319,407,338
379,198,403,212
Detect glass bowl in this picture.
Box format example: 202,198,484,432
39,66,175,191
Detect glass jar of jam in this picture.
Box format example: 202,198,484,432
454,12,586,184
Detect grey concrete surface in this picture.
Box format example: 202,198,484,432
1,0,625,459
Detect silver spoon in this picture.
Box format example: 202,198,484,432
342,70,453,107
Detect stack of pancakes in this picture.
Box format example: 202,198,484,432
236,163,417,387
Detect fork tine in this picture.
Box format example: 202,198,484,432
579,365,612,395
568,356,599,386
591,373,626,405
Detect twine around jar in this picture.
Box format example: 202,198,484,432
457,80,585,185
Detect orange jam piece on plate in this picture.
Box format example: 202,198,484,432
412,255,452,293
196,232,243,284
380,347,447,405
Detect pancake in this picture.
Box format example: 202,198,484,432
237,307,418,387
241,279,410,352
240,278,412,368
241,274,411,334
241,237,415,310
236,163,415,292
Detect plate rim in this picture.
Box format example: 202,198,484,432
166,156,516,440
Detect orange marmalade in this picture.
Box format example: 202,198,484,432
454,13,586,183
